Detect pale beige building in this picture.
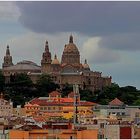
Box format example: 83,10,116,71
13,105,26,117
0,93,13,117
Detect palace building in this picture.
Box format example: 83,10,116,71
2,35,111,91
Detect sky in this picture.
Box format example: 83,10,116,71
0,1,140,89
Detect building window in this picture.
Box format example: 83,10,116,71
122,112,125,116
64,111,68,113
135,112,140,117
100,123,104,128
88,79,91,85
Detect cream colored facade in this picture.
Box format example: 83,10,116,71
0,93,13,117
105,124,120,139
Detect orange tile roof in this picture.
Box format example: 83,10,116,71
24,103,33,106
68,92,74,98
33,117,46,122
28,97,96,106
109,98,124,106
80,101,97,106
49,91,61,97
60,98,74,103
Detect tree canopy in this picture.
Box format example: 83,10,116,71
2,72,140,107
36,74,60,97
0,70,5,91
93,83,140,105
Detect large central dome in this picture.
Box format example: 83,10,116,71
64,35,79,53
61,35,80,65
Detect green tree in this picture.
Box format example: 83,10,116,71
36,74,59,97
11,73,33,86
119,86,139,105
80,89,96,102
0,70,5,91
120,86,137,92
95,83,120,104
61,83,73,97
133,99,140,105
5,73,34,107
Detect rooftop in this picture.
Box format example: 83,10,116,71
109,98,124,106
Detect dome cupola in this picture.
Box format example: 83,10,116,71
83,59,90,70
52,54,60,65
61,35,80,65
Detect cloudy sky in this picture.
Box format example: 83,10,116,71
0,1,140,89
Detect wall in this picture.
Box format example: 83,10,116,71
134,126,140,139
9,130,29,139
77,129,98,139
106,125,120,139
29,129,48,139
120,126,131,139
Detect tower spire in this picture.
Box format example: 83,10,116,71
69,35,73,43
41,40,52,64
2,45,13,68
41,40,52,73
54,54,57,59
6,45,10,55
84,59,87,64
45,40,49,52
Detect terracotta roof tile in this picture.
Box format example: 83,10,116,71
60,98,74,103
28,97,96,106
109,98,124,106
68,92,75,98
49,91,61,97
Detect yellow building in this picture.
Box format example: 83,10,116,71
24,91,96,120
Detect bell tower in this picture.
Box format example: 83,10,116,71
41,40,52,73
2,45,13,68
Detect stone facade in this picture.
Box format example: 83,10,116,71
2,35,112,91
41,35,112,91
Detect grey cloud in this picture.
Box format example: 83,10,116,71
99,33,140,51
0,2,20,20
16,1,140,36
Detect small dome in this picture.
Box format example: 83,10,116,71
83,59,90,70
51,54,60,65
4,60,41,71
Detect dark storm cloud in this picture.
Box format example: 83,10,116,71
99,33,140,51
16,1,140,36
